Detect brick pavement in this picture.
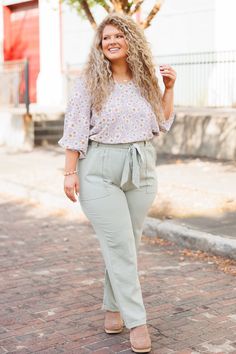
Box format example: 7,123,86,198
0,195,236,354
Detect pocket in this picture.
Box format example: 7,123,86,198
78,146,110,201
145,144,158,194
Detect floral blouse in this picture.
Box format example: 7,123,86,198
58,76,175,159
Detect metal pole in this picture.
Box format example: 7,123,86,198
23,58,33,150
24,59,30,114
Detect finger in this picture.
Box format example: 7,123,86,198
161,67,176,75
67,192,77,202
65,188,77,202
165,64,173,70
167,69,176,76
160,64,171,70
75,184,80,195
160,67,176,76
64,186,73,194
161,73,176,79
160,68,175,75
161,70,172,76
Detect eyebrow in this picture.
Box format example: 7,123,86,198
102,32,124,37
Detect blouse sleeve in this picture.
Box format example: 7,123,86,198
159,111,176,133
58,75,91,159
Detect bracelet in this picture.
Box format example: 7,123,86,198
64,170,78,176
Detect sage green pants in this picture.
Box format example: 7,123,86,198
78,139,157,329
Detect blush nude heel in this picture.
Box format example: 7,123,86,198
104,311,124,334
130,324,152,353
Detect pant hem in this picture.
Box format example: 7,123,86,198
125,318,147,329
101,304,120,312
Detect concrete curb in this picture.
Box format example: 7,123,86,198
143,217,236,260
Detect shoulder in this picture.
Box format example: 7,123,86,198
74,73,88,90
72,73,91,99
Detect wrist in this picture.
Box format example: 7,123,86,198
64,170,78,176
164,86,174,92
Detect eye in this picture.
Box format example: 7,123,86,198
116,34,124,38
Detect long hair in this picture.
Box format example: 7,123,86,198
82,12,165,124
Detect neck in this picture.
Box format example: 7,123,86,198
111,60,132,81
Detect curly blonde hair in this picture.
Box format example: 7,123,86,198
82,12,165,124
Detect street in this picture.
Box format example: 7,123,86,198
0,195,236,353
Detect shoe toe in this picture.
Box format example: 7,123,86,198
104,312,124,334
130,326,151,353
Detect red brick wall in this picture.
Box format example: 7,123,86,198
3,0,40,103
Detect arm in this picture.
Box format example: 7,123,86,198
58,75,91,159
65,149,80,172
63,150,80,203
58,75,91,202
162,87,174,120
159,64,177,132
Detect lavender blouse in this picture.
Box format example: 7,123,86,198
58,76,175,159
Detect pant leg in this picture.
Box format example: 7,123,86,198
102,268,119,311
80,185,147,329
126,187,157,251
102,187,156,312
102,142,157,312
126,140,158,250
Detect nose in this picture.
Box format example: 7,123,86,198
108,36,117,45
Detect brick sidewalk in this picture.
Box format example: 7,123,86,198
0,196,236,354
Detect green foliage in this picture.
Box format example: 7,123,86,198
64,0,109,17
61,0,162,29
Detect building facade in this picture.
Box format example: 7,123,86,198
0,0,236,109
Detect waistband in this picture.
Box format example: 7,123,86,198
88,139,150,148
88,139,149,189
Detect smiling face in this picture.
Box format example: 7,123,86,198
101,24,128,62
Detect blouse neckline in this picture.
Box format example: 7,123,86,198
114,79,133,86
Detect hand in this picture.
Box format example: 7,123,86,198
160,64,176,90
64,174,80,202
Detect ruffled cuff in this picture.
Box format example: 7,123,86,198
58,137,86,159
159,111,175,133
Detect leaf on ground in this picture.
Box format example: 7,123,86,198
180,248,236,276
142,235,173,246
142,236,236,276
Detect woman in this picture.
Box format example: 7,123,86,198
58,12,176,353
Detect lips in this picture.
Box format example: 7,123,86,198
109,48,120,53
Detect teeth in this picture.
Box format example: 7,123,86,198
109,48,120,52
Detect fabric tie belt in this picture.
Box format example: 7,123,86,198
120,143,144,189
89,139,146,189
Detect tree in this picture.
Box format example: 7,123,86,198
62,0,164,29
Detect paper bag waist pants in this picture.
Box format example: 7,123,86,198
77,139,157,329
